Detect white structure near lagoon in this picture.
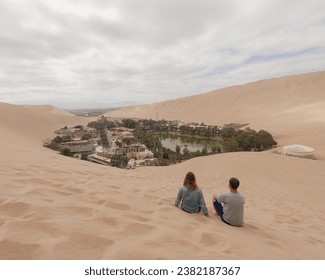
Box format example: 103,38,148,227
283,145,315,159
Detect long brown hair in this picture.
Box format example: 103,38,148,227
183,171,198,190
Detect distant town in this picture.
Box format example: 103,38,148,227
66,107,120,117
44,116,277,169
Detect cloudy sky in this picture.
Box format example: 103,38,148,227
0,0,324,109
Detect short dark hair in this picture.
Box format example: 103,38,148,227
229,177,240,189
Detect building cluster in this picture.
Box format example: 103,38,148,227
66,108,118,117
54,126,98,153
52,126,157,168
91,127,158,168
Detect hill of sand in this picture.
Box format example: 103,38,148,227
1,71,325,260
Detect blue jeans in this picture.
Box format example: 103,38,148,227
181,204,201,213
213,200,231,225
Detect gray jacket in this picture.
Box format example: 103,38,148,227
174,186,208,216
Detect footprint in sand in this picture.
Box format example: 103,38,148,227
0,201,32,218
95,199,106,205
62,186,84,194
54,232,114,259
60,206,95,218
265,239,281,248
51,189,74,197
176,239,201,251
0,239,41,259
304,236,325,245
125,214,149,223
124,222,154,235
106,202,131,211
4,220,63,243
200,232,228,250
95,217,119,227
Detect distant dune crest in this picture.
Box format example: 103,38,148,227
110,71,325,131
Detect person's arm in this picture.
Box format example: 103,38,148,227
216,193,226,204
199,190,209,216
174,187,183,207
213,194,224,204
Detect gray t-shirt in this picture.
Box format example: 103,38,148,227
174,186,208,216
217,192,245,226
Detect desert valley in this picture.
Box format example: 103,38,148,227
1,71,325,259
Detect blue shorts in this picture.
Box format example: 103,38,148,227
213,200,231,225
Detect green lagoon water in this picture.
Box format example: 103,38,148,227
157,134,221,154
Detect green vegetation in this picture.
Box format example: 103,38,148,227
222,127,277,152
81,153,88,160
60,147,72,157
111,154,129,168
99,129,109,148
87,115,117,130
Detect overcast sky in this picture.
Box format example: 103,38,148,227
0,0,324,109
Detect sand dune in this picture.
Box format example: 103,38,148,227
1,71,325,259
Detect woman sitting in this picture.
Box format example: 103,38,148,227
174,171,208,216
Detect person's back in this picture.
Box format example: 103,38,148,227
213,177,244,226
174,172,208,216
176,186,208,214
217,192,244,226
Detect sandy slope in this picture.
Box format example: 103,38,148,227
1,72,325,260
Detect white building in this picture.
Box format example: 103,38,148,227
283,145,315,159
87,154,111,165
59,140,96,153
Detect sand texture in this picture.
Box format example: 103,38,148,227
1,71,325,259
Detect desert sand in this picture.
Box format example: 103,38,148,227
1,71,325,260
